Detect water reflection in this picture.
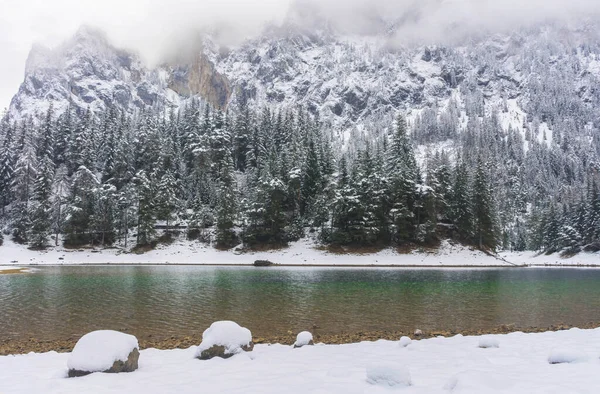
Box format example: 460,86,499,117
1,267,599,341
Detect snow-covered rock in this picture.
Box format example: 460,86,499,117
67,330,139,377
366,364,412,388
414,329,423,337
478,336,500,349
195,321,254,360
399,336,412,348
293,331,314,348
547,348,587,364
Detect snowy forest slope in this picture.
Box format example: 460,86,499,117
1,18,600,255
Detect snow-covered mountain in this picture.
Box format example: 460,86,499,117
9,19,600,143
3,14,600,255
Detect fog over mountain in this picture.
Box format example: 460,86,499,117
2,0,600,110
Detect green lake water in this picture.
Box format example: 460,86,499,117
1,266,599,341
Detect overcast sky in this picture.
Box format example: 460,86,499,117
1,0,600,112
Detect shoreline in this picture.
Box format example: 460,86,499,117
4,263,600,270
3,237,599,268
2,322,599,356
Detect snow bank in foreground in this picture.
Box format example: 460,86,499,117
478,336,500,348
195,321,253,359
2,328,600,393
67,330,139,372
547,348,588,364
366,364,411,387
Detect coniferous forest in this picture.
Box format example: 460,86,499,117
0,98,599,254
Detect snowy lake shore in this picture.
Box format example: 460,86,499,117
2,237,599,267
1,327,599,393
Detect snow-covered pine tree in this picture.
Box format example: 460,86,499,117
52,165,70,246
11,120,38,243
94,183,118,246
472,156,498,250
450,157,473,243
0,116,15,216
330,155,364,245
215,150,238,249
63,166,99,246
134,170,156,247
386,114,418,245
155,166,181,235
28,106,56,249
242,172,288,248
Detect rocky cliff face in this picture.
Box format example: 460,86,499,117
7,21,600,143
167,53,232,110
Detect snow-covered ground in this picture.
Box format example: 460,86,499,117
500,250,600,267
1,328,599,393
3,236,598,267
1,237,517,267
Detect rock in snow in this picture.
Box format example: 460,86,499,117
67,330,139,377
548,348,587,364
293,331,314,348
366,364,412,388
399,336,412,348
195,321,254,360
478,336,500,349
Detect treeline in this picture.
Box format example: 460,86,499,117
0,100,598,254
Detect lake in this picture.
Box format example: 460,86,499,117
1,266,599,342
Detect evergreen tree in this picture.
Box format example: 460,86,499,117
155,167,181,235
243,174,288,247
29,106,56,248
0,118,15,216
450,158,473,242
472,157,498,250
215,152,238,248
134,170,156,246
63,166,98,246
386,114,418,244
94,183,117,245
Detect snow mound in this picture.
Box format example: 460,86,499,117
399,336,412,348
478,336,500,349
195,321,253,358
294,331,314,348
548,348,587,364
366,364,411,388
67,330,139,372
445,371,515,392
